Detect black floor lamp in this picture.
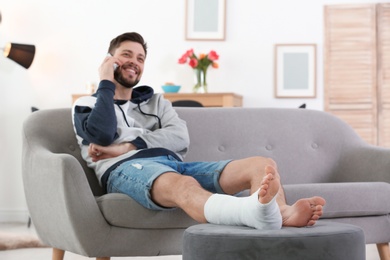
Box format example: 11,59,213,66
0,11,36,69
3,42,36,69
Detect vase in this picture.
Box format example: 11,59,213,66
193,68,208,93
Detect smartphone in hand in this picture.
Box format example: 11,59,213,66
107,53,118,70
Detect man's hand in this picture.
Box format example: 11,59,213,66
99,54,122,82
89,142,137,162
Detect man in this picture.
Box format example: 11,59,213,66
72,32,325,230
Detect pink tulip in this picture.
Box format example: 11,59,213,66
178,55,188,64
208,50,219,61
189,58,198,68
186,49,194,57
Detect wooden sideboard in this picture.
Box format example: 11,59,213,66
163,93,242,107
72,92,243,107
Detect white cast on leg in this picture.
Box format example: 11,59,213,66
204,189,282,230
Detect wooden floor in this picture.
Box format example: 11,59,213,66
0,222,381,260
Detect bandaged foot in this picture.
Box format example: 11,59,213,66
204,188,282,230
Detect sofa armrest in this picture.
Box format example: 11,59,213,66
22,148,110,256
336,144,390,183
284,182,390,219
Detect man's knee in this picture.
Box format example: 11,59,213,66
252,156,277,169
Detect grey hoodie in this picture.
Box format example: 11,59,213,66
72,80,190,188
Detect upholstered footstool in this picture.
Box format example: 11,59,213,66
182,222,365,260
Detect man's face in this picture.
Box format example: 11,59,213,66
113,41,145,89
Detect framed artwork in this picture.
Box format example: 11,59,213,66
274,44,317,98
185,0,226,41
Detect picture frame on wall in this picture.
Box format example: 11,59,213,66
274,44,317,98
185,0,226,41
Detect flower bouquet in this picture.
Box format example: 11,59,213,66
178,49,219,93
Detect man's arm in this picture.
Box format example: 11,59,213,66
73,54,122,146
73,80,118,146
88,142,137,162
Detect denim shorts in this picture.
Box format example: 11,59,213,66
106,155,231,211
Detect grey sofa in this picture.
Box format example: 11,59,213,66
22,107,390,259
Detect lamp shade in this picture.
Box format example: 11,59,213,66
3,43,36,69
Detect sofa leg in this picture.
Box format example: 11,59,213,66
52,248,65,260
96,258,110,260
377,243,390,260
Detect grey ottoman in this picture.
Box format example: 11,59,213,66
182,222,365,260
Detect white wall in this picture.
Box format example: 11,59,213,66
0,0,380,222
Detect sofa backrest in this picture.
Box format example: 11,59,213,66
22,107,367,196
175,107,366,185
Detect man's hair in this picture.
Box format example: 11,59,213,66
108,32,148,56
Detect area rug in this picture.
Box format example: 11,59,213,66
0,232,47,250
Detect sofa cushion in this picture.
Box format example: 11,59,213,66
96,193,197,229
97,182,390,228
284,182,390,218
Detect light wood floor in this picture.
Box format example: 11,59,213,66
0,222,381,260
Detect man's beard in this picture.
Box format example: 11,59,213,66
114,69,140,89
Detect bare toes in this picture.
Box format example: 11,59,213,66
311,215,320,221
258,169,280,205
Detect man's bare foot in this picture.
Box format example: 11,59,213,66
280,197,326,227
258,165,280,204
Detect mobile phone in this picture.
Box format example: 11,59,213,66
107,53,118,70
